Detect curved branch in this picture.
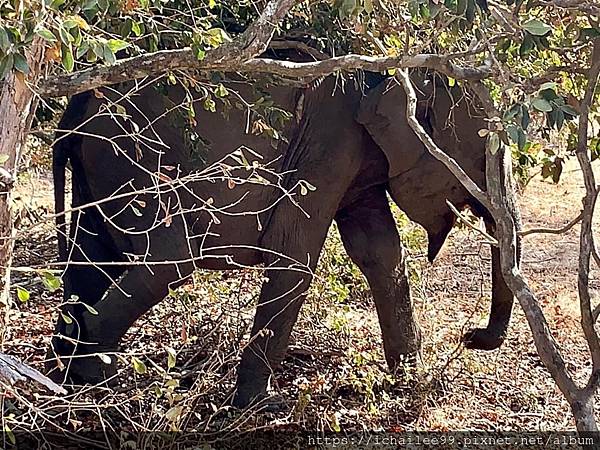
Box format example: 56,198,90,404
519,211,583,237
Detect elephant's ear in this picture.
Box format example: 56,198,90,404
356,77,433,178
356,75,486,262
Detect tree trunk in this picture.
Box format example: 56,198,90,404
0,40,44,342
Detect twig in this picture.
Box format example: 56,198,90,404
269,40,329,61
519,211,583,237
445,200,499,246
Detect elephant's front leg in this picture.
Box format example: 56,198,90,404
336,187,421,370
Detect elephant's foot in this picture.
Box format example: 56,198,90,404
387,351,421,381
46,338,118,386
384,322,422,373
463,327,505,351
232,382,284,413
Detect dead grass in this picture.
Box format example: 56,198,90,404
2,158,599,444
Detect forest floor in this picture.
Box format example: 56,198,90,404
2,157,599,446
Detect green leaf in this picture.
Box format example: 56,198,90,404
61,313,73,324
50,0,67,10
4,425,15,445
522,19,552,36
539,81,557,92
106,39,129,53
531,98,552,112
16,287,30,302
86,48,98,62
166,346,176,369
37,27,58,43
214,83,228,98
114,104,127,115
517,127,527,150
507,124,519,144
76,42,90,59
61,45,74,72
58,26,74,45
62,19,80,30
203,98,216,112
194,47,206,60
503,103,521,121
0,27,9,53
561,105,579,117
0,54,14,80
165,405,183,421
102,43,116,65
0,155,9,165
82,303,98,315
555,109,565,130
132,356,147,374
519,33,535,57
521,105,530,130
131,21,142,37
13,53,29,74
40,270,62,292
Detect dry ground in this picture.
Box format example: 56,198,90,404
2,158,599,445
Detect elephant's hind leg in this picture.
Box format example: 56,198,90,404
54,227,195,384
336,187,421,370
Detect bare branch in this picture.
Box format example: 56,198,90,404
38,47,491,98
573,39,600,374
540,0,600,15
0,352,67,395
519,211,583,237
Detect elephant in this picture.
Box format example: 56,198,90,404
48,69,518,408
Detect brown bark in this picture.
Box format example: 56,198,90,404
0,39,44,342
38,48,491,98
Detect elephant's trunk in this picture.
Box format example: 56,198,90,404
463,212,521,350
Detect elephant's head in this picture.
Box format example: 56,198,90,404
357,71,517,351
357,72,489,261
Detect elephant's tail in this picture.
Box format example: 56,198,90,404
53,92,92,262
53,135,69,262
